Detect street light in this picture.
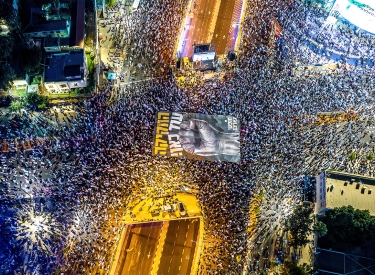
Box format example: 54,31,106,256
40,63,50,69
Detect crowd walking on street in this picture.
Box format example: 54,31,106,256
1,0,375,274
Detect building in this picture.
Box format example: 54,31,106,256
315,171,375,215
23,7,70,38
69,0,85,48
44,37,71,52
20,0,87,93
43,49,87,94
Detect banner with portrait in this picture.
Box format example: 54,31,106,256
153,112,240,163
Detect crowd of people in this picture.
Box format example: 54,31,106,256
1,0,375,274
273,1,375,65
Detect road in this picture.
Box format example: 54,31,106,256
117,222,163,275
180,0,239,57
181,0,217,57
211,0,236,55
157,218,199,275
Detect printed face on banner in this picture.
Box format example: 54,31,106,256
153,112,240,163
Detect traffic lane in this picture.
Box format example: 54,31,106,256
178,218,200,275
135,222,163,275
212,0,236,54
121,222,163,275
181,0,217,57
157,219,192,275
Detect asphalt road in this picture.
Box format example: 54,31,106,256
212,0,236,55
181,0,217,57
157,218,199,275
119,222,163,275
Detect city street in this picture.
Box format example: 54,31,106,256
157,218,199,275
118,222,163,275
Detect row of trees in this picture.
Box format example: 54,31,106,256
348,152,374,161
320,205,375,245
9,93,49,111
284,204,328,248
285,204,375,249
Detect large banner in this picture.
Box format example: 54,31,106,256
153,112,240,163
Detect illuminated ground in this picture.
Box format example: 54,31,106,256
111,218,201,275
110,193,203,275
178,0,243,57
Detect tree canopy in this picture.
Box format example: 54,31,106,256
320,205,375,244
0,34,14,61
285,204,314,247
282,261,311,275
20,93,49,110
19,47,42,73
0,64,16,90
312,220,328,238
0,0,16,21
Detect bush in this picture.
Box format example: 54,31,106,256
37,103,47,109
9,100,22,112
20,93,49,109
320,205,375,244
348,153,356,161
366,153,374,161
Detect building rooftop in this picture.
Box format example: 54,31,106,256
69,0,85,47
24,19,68,34
325,171,375,215
44,49,84,82
44,37,70,47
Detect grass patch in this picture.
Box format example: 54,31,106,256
13,89,27,97
48,91,77,98
86,54,95,75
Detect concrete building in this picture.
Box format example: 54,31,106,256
43,49,87,94
315,171,375,215
23,7,70,38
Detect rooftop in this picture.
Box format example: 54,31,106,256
44,49,84,82
325,171,375,215
69,0,85,47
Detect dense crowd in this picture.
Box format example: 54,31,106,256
1,0,375,274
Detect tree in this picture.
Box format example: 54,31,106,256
282,261,311,275
320,205,375,244
0,0,16,21
366,153,374,161
9,100,22,112
20,93,49,110
0,34,14,61
285,205,313,248
0,64,16,90
348,152,356,161
20,47,42,73
312,220,327,238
